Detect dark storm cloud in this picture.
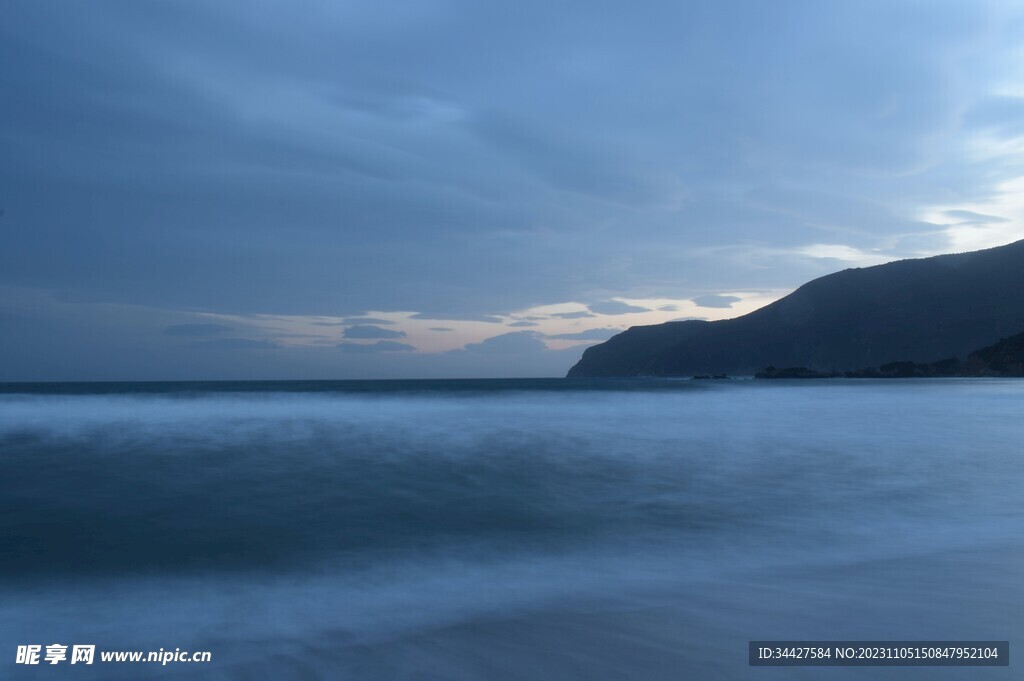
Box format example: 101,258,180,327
338,341,415,353
342,325,407,339
587,301,650,315
692,295,741,309
3,0,1024,379
164,323,233,336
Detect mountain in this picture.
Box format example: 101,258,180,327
755,356,964,379
755,330,1024,379
962,330,1024,376
567,240,1024,377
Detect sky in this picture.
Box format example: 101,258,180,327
3,0,1024,380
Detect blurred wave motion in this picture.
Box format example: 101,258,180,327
1,378,1021,679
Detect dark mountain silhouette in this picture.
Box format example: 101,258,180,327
567,240,1024,377
962,330,1024,376
755,331,1024,378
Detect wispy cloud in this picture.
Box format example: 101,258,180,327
338,341,415,353
342,317,399,326
588,300,650,315
4,1,1024,379
549,311,596,319
164,323,233,336
186,338,279,350
546,328,621,341
796,244,896,267
342,325,407,339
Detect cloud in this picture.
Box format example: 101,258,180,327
342,325,407,339
587,300,651,315
507,320,539,327
944,210,1009,224
5,2,1024,379
185,338,279,350
342,317,398,325
409,312,505,323
469,110,669,206
797,244,895,267
164,323,233,336
657,304,679,312
549,311,596,319
6,2,1020,327
546,328,621,341
338,341,415,353
691,295,741,309
449,331,548,355
428,327,454,332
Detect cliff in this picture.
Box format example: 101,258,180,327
567,240,1024,377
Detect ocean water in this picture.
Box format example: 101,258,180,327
0,378,1021,679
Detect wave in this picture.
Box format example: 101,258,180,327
2,381,1022,679
2,382,1020,577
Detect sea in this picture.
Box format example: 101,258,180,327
0,378,1021,680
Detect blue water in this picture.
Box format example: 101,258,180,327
1,378,1021,679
